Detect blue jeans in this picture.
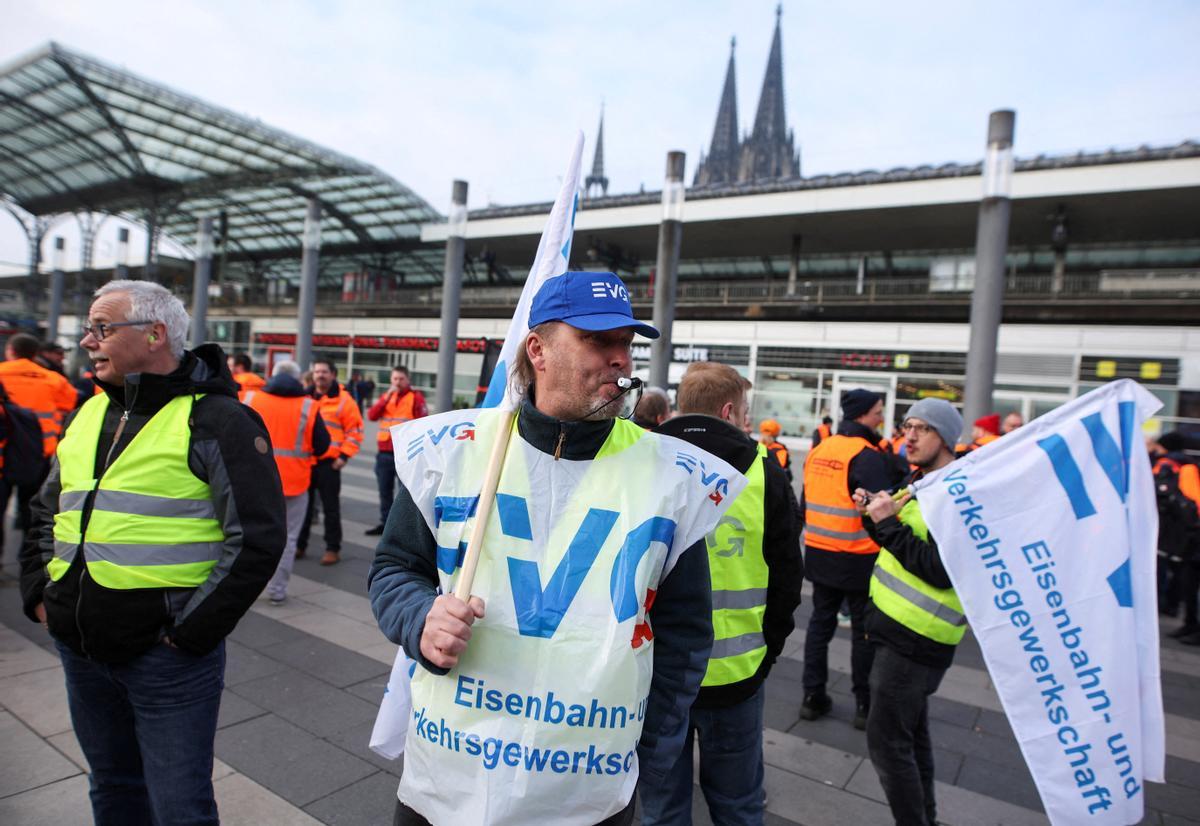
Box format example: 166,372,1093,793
866,644,946,826
639,685,766,826
375,450,398,526
57,639,226,826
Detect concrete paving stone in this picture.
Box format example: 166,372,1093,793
932,674,1005,714
260,634,389,688
300,584,375,622
955,753,1043,813
763,761,892,825
1147,780,1200,821
218,689,267,730
215,713,376,808
769,653,806,684
762,726,862,788
280,573,333,598
928,695,982,731
315,562,374,596
786,714,870,761
228,610,311,649
213,770,325,825
1161,812,1200,826
346,674,390,705
1168,731,1200,765
929,718,1027,771
1166,713,1200,744
228,668,380,739
278,607,384,654
327,719,405,778
0,621,59,679
972,707,1015,739
844,757,1049,826
1162,680,1200,722
223,639,290,687
0,661,71,736
931,747,965,786
1166,755,1200,790
47,730,86,771
213,757,236,781
360,640,400,665
1158,649,1200,680
303,769,400,825
0,773,92,826
249,597,321,621
0,710,81,798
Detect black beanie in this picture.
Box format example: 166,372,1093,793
841,388,881,421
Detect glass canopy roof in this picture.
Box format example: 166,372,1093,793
0,42,442,279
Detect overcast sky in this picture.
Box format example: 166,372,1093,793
2,0,1198,273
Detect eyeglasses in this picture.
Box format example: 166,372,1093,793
81,320,153,341
901,421,936,436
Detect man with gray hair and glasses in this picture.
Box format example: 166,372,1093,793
19,280,285,826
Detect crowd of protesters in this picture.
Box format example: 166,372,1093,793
2,273,1197,826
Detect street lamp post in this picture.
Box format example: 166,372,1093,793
962,110,1016,440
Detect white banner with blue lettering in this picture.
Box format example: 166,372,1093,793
913,379,1165,826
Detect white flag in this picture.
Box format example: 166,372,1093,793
478,131,584,411
913,379,1165,825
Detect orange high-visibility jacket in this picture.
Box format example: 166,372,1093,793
1180,464,1200,515
0,358,77,457
314,387,363,460
233,372,266,401
369,390,423,449
243,390,319,496
803,434,881,555
971,433,1000,450
764,439,790,471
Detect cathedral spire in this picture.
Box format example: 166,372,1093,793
585,104,609,198
694,37,740,186
739,4,800,180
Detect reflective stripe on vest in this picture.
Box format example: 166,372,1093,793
702,444,769,688
802,435,880,554
377,391,417,443
50,393,225,589
868,499,966,646
318,392,363,458
244,392,316,495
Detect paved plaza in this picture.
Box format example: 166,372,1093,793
2,424,1200,825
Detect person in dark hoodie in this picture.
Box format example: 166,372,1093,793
242,359,330,604
18,280,285,826
641,361,803,826
798,388,902,729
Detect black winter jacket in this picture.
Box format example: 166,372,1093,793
19,344,286,662
655,414,804,708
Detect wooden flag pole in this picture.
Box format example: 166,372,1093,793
453,409,516,601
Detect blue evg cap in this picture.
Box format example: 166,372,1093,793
528,271,659,339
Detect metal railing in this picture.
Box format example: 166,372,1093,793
214,268,1199,310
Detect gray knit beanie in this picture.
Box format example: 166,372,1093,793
905,398,963,450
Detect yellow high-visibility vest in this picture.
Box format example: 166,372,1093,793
51,394,225,589
868,499,966,646
702,444,769,687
